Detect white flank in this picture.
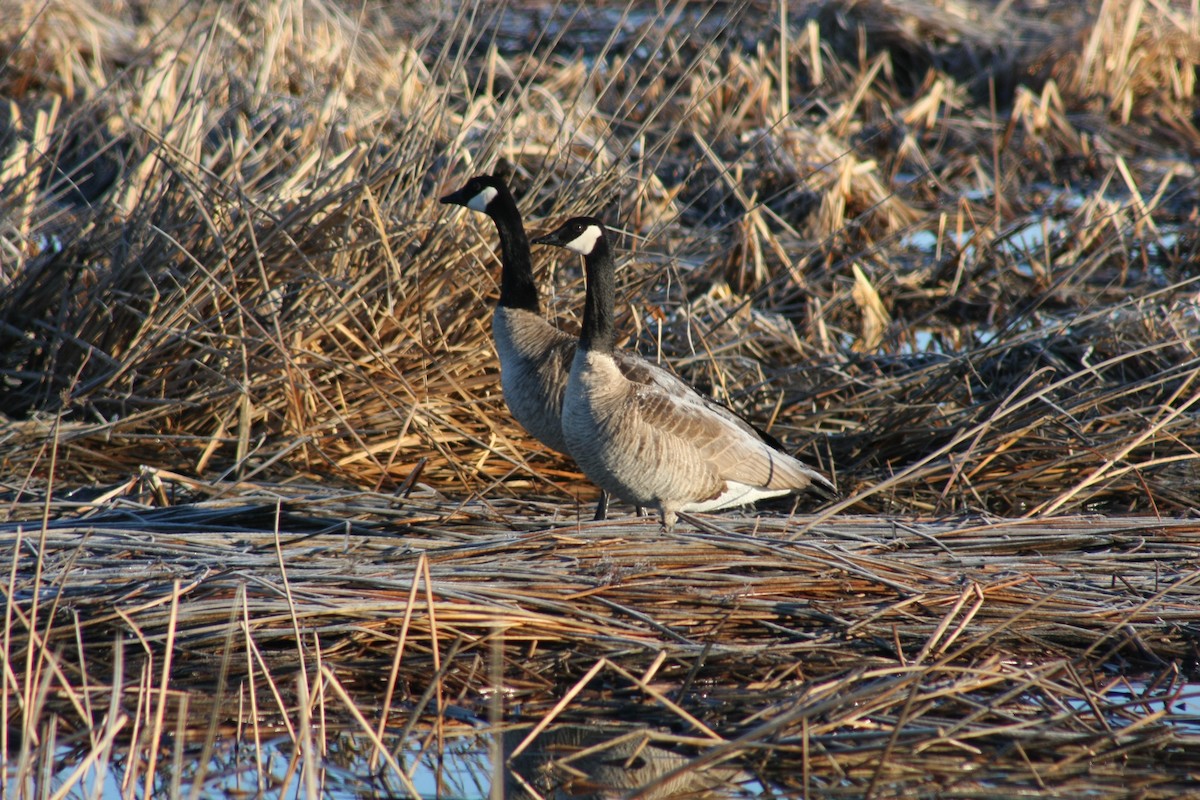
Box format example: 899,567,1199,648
680,482,792,513
467,185,499,212
563,224,603,255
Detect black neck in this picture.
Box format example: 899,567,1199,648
579,233,617,353
489,187,540,314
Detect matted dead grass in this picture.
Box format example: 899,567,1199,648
4,477,1200,797
2,0,1200,796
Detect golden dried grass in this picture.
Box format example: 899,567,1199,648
1,0,1197,516
2,0,1200,794
4,477,1199,796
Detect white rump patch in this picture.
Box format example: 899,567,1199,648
681,482,792,513
466,185,499,212
563,224,603,255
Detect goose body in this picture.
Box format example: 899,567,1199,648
533,216,834,531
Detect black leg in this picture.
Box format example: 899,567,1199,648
593,490,610,521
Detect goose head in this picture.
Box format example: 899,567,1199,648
440,174,504,213
531,216,606,255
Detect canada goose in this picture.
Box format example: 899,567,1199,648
532,216,834,531
441,172,575,451
440,171,616,519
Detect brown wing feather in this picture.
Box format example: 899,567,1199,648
627,384,799,491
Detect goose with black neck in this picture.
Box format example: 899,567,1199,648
441,172,574,452
532,216,834,532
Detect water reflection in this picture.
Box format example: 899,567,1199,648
18,680,1195,799
16,723,754,799
505,725,749,799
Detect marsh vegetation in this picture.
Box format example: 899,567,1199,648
2,0,1199,796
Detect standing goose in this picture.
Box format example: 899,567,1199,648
532,216,834,531
441,171,575,453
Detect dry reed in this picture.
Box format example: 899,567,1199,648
0,0,1195,514
4,476,1200,796
2,0,1200,796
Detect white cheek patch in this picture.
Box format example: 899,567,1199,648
564,225,602,255
466,185,498,212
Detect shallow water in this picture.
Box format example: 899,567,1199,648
12,681,1197,800
11,725,763,799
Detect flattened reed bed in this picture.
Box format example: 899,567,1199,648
14,500,1200,663
5,483,1200,795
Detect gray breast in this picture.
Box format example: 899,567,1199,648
492,306,576,454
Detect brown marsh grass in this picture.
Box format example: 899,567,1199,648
2,0,1199,796
5,478,1200,796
